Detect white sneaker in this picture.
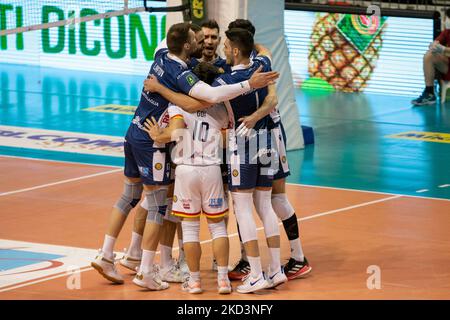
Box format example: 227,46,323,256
160,261,185,283
119,249,141,272
132,265,169,291
217,278,232,294
177,257,190,275
266,267,288,289
91,250,124,284
236,273,269,294
181,278,202,294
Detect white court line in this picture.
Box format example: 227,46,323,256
287,183,450,203
0,194,401,293
0,168,122,197
2,155,449,202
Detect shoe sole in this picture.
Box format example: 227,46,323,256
133,277,169,291
267,277,288,289
218,287,232,294
236,281,269,294
228,272,250,281
119,260,140,272
286,266,312,281
91,262,124,284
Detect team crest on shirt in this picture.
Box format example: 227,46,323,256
232,169,239,177
209,198,223,208
173,195,178,203
281,156,287,163
154,162,163,170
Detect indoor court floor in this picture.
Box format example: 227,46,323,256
1,63,450,299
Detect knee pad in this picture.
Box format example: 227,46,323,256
207,220,227,240
231,192,257,243
181,220,200,243
253,190,280,239
271,193,295,221
114,181,143,216
163,198,180,223
144,187,168,225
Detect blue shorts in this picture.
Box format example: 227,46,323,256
227,129,277,190
273,122,290,181
124,141,171,186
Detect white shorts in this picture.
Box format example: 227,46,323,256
172,165,228,219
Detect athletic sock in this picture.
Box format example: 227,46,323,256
102,235,116,260
217,266,228,281
189,271,200,282
127,232,142,258
247,256,263,279
269,247,281,274
140,250,155,274
425,86,434,95
160,244,173,269
178,238,185,260
290,239,305,262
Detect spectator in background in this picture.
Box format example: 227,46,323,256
412,8,450,106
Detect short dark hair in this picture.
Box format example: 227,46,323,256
192,62,222,85
225,28,254,58
167,22,191,55
228,19,255,36
189,23,201,33
201,19,220,33
446,8,450,19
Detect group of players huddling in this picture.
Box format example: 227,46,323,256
91,19,312,294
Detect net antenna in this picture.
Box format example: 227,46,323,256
0,0,192,37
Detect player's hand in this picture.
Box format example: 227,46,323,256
236,115,257,137
248,66,279,89
431,43,446,55
143,75,162,92
143,117,163,140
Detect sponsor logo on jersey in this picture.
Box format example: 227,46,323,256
182,199,191,210
138,166,150,177
281,156,287,163
232,169,239,177
186,74,196,86
209,198,223,208
173,195,178,203
154,163,163,170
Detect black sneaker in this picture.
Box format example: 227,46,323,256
283,257,312,280
411,91,436,106
228,259,250,281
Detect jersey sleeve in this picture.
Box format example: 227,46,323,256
168,104,184,120
176,70,201,94
253,55,272,72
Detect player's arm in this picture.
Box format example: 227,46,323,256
144,67,279,108
236,84,278,136
143,78,211,112
143,116,185,144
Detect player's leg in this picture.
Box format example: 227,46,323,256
272,123,311,279
92,141,143,284
119,202,147,272
272,178,312,280
253,183,287,289
202,165,231,294
172,165,202,294
132,149,171,291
